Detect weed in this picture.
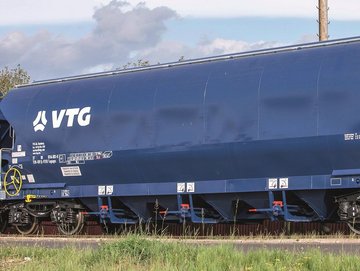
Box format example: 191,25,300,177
2,236,360,270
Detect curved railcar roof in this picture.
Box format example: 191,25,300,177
17,36,360,88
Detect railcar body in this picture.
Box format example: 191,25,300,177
1,37,360,234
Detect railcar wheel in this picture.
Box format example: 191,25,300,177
15,216,39,235
347,222,360,235
0,212,8,233
57,211,84,235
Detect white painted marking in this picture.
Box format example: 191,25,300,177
61,166,82,177
279,178,289,189
177,183,185,193
12,151,26,158
268,178,278,189
106,185,113,195
187,182,195,193
27,174,35,183
98,186,105,195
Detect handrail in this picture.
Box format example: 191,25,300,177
0,127,15,193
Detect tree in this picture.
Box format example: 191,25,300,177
121,59,150,70
0,65,31,98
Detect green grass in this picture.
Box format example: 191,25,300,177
1,236,359,271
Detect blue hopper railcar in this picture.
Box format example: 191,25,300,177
1,37,360,234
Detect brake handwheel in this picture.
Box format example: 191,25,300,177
3,167,22,196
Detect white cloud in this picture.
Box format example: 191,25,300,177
136,39,283,65
130,1,360,21
296,34,318,44
0,0,359,26
197,38,282,56
0,0,319,80
81,63,114,74
0,1,177,79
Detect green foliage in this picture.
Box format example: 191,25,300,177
121,59,150,70
0,65,30,97
1,236,360,271
120,56,186,70
98,236,155,262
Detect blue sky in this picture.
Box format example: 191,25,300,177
1,0,360,80
164,17,360,44
2,18,360,45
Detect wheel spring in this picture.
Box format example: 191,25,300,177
9,210,29,224
22,212,30,224
67,209,76,224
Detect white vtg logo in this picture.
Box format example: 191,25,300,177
33,107,91,132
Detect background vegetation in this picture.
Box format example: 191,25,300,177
0,65,30,97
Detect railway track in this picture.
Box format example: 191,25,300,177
0,220,351,237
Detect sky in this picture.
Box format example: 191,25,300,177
1,0,360,80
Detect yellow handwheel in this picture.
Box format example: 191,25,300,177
4,167,22,196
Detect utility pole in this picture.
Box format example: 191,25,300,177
318,0,329,41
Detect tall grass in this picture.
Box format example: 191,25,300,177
1,235,359,270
